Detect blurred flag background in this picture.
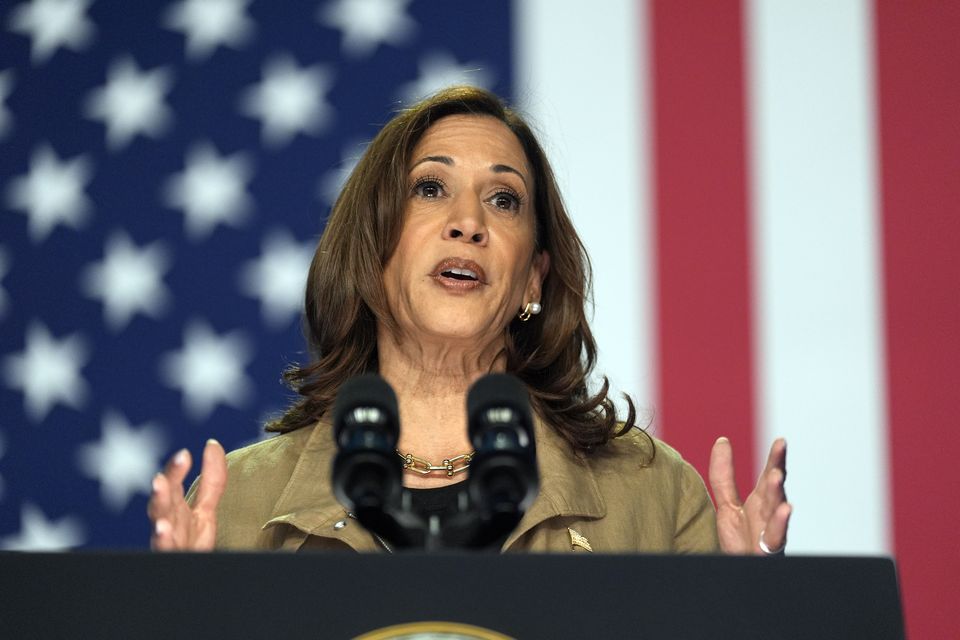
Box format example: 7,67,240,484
0,2,956,637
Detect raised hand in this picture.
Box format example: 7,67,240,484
148,439,227,551
708,437,792,555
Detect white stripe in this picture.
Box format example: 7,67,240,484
514,0,654,419
746,0,889,554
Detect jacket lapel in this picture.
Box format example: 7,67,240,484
260,421,380,551
502,417,606,550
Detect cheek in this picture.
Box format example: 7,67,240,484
381,248,407,300
502,232,538,289
385,223,418,282
384,230,430,305
394,215,433,258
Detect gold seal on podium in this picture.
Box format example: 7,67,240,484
353,620,514,640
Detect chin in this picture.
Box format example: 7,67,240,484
416,313,500,344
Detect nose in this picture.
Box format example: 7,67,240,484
441,199,488,245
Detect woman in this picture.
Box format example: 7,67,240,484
149,86,791,554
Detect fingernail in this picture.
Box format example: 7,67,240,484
155,519,170,536
206,438,220,447
152,474,162,493
173,449,188,465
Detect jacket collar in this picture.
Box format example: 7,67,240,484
261,415,607,551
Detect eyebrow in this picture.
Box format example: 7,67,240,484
491,163,527,186
411,155,528,187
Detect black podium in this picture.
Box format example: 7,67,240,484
0,553,903,639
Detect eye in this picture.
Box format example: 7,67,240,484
412,176,446,199
489,189,524,212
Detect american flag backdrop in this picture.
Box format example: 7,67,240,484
0,1,957,638
0,0,513,551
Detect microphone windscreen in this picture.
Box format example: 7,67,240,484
466,373,532,438
332,374,399,439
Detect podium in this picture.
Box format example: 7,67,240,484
0,553,903,639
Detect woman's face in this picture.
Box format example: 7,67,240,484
382,114,549,351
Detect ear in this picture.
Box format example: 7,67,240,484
526,250,551,301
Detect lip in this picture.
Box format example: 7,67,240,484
429,257,488,290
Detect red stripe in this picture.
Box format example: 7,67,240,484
649,0,756,494
875,2,960,637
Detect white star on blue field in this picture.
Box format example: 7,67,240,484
84,57,175,150
0,0,514,549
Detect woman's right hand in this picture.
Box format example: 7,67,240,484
148,439,227,551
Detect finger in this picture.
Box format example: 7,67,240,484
151,518,174,551
766,466,787,505
758,467,787,524
149,471,180,524
753,438,786,496
708,437,742,508
149,449,191,524
758,501,792,554
194,439,227,514
163,448,192,500
761,438,787,477
147,473,169,522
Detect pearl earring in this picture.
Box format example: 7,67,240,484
518,301,542,322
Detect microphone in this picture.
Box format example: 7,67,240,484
463,373,539,547
331,374,404,536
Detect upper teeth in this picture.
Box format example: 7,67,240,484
446,268,478,279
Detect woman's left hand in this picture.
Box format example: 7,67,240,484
708,437,792,555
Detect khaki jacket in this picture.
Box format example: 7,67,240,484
203,418,719,554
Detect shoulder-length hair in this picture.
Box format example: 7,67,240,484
267,85,636,452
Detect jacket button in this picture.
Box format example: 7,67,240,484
334,519,348,530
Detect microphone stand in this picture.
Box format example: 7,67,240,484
332,373,539,552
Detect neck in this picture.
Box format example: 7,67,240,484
377,327,505,487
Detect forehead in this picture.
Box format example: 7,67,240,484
411,114,529,172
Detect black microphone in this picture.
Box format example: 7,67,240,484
331,374,403,527
463,373,539,547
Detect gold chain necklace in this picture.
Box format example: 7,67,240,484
396,449,475,477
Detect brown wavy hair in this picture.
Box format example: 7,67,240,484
267,85,637,453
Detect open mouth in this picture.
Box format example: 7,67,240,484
441,268,479,281
431,257,487,286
